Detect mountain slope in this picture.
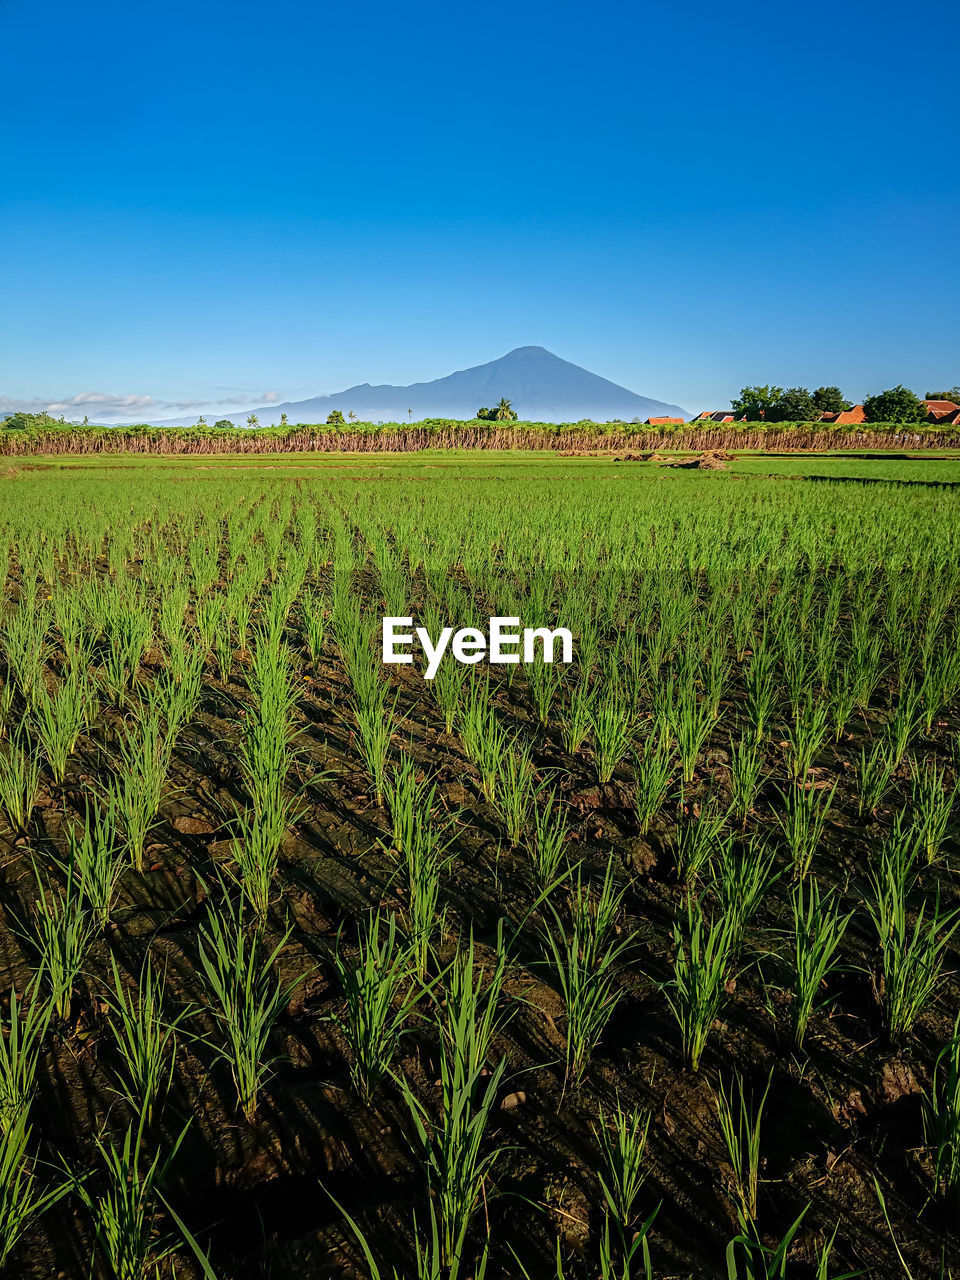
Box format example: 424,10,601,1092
149,347,689,426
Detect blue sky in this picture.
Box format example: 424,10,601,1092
1,0,957,420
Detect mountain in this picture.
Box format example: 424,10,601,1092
147,347,689,427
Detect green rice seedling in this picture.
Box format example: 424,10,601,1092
439,925,511,1110
633,734,674,835
909,759,957,866
527,786,571,889
458,678,507,803
60,799,124,931
383,754,439,856
330,1192,457,1280
301,588,327,667
158,583,189,654
401,818,454,979
197,899,302,1121
399,1006,506,1272
560,676,594,756
194,593,224,655
528,656,564,727
849,620,885,710
885,683,923,768
830,675,859,744
0,1109,71,1268
0,681,13,737
924,1015,960,1202
724,1204,851,1280
0,985,50,1136
30,663,95,784
0,731,41,835
350,662,399,807
668,671,717,785
494,738,540,844
919,643,960,735
154,648,204,744
744,643,777,741
232,593,253,656
594,1098,651,1264
675,797,730,889
229,795,302,920
775,780,836,881
789,879,851,1050
857,738,898,816
784,690,830,784
542,886,632,1086
866,866,959,1042
107,708,173,873
715,1070,771,1231
106,955,190,1128
330,910,422,1100
729,734,765,826
22,871,95,1022
591,684,634,785
665,898,737,1071
710,835,777,947
1,606,50,706
703,647,731,723
213,624,234,683
431,650,470,736
77,1121,188,1280
101,608,153,704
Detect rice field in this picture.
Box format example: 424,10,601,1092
0,452,958,1278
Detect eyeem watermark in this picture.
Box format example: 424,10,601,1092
383,616,574,680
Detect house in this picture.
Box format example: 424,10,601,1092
645,416,685,426
691,410,736,423
924,399,960,423
819,404,866,425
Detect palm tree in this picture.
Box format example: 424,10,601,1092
494,397,516,421
246,413,260,428
279,412,288,427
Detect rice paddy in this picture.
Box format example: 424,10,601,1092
0,451,957,1278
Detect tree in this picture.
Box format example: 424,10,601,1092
279,412,288,426
2,411,62,430
862,386,927,424
767,387,818,422
213,419,233,429
730,386,783,420
326,409,345,425
246,413,260,428
348,410,357,421
477,398,518,422
812,386,852,414
926,387,960,403
195,415,207,427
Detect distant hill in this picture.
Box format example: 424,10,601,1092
147,347,689,426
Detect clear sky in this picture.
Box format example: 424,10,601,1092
1,0,957,421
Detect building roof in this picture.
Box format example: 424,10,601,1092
924,400,960,415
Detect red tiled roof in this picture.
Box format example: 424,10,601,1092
646,416,685,425
924,400,960,415
833,405,866,424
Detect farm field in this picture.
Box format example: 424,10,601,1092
0,453,958,1278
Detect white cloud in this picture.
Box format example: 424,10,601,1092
1,387,285,422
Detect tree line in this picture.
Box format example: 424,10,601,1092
732,384,958,423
